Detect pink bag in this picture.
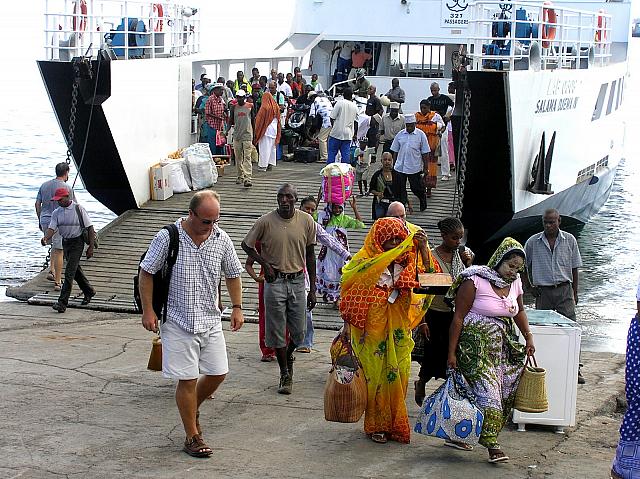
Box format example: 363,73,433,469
322,170,355,205
216,129,226,147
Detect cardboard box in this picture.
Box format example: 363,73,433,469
150,163,173,201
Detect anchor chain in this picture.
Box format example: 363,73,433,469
454,81,471,219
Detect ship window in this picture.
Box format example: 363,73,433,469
253,62,271,77
606,80,617,115
229,62,246,79
391,43,446,78
277,60,293,76
591,83,608,121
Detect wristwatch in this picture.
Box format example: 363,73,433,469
232,304,242,310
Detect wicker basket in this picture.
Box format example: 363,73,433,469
324,338,368,423
514,355,548,413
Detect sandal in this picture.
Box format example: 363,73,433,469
183,434,212,458
369,432,388,444
414,379,426,406
444,440,473,451
488,448,509,463
295,347,311,353
46,272,55,282
260,354,276,362
54,282,62,291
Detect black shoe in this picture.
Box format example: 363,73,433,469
277,374,292,395
81,290,96,305
420,202,427,212
52,303,66,313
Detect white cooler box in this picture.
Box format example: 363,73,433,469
513,309,582,434
150,163,174,201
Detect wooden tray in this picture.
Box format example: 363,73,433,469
414,273,453,295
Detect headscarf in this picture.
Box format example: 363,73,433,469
253,92,282,145
320,203,343,227
340,218,436,329
445,237,525,303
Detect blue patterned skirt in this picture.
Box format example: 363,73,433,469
612,316,640,478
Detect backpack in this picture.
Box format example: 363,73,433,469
133,224,179,323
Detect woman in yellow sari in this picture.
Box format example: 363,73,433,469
339,217,435,444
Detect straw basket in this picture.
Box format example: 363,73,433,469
324,337,368,423
514,355,548,413
147,336,163,372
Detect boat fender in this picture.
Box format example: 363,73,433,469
72,0,87,33
595,9,606,43
152,3,164,32
541,1,557,49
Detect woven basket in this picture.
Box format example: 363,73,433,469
514,355,548,413
324,337,368,423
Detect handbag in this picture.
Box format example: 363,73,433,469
215,129,226,146
75,204,99,249
147,335,162,371
514,355,548,413
414,369,484,446
324,333,368,423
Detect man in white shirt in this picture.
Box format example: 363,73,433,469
391,114,431,212
310,91,334,163
327,87,359,164
277,73,293,98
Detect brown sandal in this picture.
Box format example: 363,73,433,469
183,434,212,458
369,432,388,444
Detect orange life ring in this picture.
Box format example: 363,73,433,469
541,1,557,49
595,9,606,43
72,0,87,33
152,3,164,32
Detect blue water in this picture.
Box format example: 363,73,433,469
0,31,638,352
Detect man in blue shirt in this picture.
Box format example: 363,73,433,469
390,114,431,212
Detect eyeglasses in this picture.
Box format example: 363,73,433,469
191,209,219,226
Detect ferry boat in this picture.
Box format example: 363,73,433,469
38,0,631,249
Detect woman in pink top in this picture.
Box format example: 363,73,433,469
445,237,535,464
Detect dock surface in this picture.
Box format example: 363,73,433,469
0,300,625,479
7,160,458,328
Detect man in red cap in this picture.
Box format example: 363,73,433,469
41,188,96,313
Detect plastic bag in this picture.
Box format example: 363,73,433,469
414,370,484,446
320,163,355,205
165,159,191,193
183,143,218,190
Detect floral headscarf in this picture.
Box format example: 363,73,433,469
445,237,525,303
340,218,436,329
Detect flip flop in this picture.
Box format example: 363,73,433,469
369,432,388,444
444,440,473,451
488,449,509,463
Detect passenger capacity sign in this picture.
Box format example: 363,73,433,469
441,0,470,28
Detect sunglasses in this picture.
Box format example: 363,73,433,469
191,209,219,225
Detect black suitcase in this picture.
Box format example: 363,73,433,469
294,146,320,163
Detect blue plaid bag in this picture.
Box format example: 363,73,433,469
414,370,484,446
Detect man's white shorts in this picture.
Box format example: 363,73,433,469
160,320,229,380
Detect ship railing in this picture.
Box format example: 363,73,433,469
466,1,611,71
43,0,200,61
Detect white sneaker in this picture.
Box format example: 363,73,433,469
441,175,451,181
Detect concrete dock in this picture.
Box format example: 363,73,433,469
0,301,625,478
6,160,458,330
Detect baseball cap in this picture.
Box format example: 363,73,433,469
51,187,70,201
389,102,400,109
236,90,247,97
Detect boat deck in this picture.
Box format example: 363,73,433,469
7,160,457,329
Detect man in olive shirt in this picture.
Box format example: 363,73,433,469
242,184,317,395
227,90,254,187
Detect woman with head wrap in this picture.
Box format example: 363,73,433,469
254,92,281,171
339,217,437,444
445,237,535,463
316,198,365,306
415,99,444,198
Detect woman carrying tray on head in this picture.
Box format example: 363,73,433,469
339,217,437,444
414,218,474,407
445,237,535,463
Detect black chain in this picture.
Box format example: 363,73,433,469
453,71,471,219
66,71,80,164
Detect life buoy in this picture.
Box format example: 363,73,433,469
541,1,557,49
595,9,606,43
152,3,164,32
72,0,87,33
